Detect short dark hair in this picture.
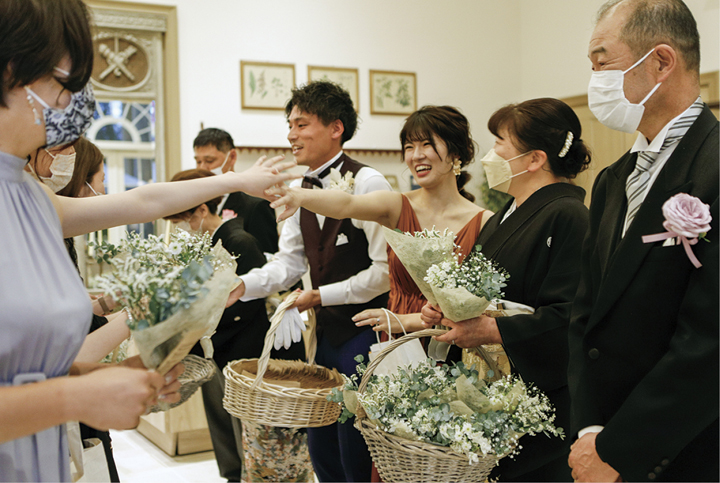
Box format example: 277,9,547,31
400,106,477,202
193,128,235,153
285,81,357,144
597,0,700,75
56,137,104,198
164,169,223,220
0,0,93,107
488,98,591,179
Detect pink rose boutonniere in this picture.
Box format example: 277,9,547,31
221,209,238,221
642,193,711,268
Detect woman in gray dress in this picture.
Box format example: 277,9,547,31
0,1,296,481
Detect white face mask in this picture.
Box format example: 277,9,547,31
174,214,204,235
28,149,76,193
588,48,662,133
480,149,530,194
85,181,103,197
210,150,232,176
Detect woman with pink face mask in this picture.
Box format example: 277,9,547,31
0,1,296,480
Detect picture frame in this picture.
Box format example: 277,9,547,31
369,70,417,115
385,174,400,191
308,65,360,112
240,61,295,110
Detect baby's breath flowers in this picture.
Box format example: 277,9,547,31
330,356,563,464
425,244,508,303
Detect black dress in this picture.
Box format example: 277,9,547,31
475,183,589,482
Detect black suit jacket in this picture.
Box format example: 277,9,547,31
189,218,303,369
568,106,719,482
219,191,278,254
477,183,588,480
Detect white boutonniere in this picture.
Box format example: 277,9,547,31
642,193,711,268
326,168,355,193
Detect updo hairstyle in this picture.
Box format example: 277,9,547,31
487,98,591,179
400,105,476,202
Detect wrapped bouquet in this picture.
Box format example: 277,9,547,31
381,226,455,306
424,244,508,323
92,230,237,374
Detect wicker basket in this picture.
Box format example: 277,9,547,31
148,354,215,413
355,329,502,483
223,291,344,428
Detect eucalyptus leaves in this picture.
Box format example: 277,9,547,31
330,356,562,464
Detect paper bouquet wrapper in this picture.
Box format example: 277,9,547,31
132,243,237,375
381,226,455,306
430,285,492,323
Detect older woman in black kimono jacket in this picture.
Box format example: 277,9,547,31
422,98,590,482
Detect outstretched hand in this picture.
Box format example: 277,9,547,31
267,184,302,222
233,155,300,199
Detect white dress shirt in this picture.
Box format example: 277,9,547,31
239,151,392,306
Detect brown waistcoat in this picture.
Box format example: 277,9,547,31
300,154,389,346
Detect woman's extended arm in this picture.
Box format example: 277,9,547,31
55,155,298,237
74,311,131,363
0,363,181,444
268,185,403,228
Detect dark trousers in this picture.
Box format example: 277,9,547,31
201,363,244,482
308,329,375,482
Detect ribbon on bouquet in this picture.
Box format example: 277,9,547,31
642,231,702,268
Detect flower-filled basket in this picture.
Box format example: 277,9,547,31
349,329,563,483
223,291,344,428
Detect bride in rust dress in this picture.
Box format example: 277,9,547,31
269,105,492,335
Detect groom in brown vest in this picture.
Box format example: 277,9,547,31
234,81,391,482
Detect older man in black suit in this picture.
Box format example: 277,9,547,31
568,1,718,481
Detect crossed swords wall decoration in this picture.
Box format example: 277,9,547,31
98,35,139,82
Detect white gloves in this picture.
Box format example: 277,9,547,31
273,307,305,351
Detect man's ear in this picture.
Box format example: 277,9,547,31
330,119,345,141
652,44,677,83
227,148,237,172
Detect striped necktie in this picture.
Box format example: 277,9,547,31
624,99,704,230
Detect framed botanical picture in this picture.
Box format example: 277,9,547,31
240,61,295,110
308,65,360,112
370,70,417,115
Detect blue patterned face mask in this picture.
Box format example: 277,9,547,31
24,71,96,149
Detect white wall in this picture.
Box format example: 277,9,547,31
106,0,717,181
519,0,719,100
108,0,521,169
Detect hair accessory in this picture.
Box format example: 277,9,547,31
452,159,462,176
24,86,42,125
558,131,574,158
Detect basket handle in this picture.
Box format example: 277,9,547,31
357,328,498,394
469,345,502,382
250,291,302,391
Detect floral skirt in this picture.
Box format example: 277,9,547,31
241,422,314,482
